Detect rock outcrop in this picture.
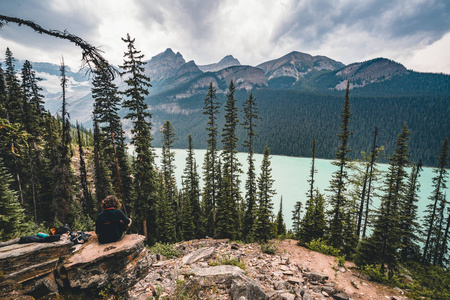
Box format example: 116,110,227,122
127,239,352,300
0,233,151,299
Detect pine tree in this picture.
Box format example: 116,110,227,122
77,122,94,218
359,123,411,275
357,127,379,239
0,157,26,241
51,59,74,223
299,189,326,244
182,135,203,238
423,138,449,265
161,120,178,239
291,201,302,238
202,82,220,237
308,138,317,201
254,145,276,242
423,138,449,264
91,67,132,210
242,93,258,240
275,197,286,237
92,117,113,208
121,33,157,243
218,80,242,239
328,81,352,249
438,204,450,267
400,161,422,261
3,48,25,205
20,60,45,223
4,48,23,124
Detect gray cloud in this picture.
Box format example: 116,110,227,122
270,0,450,50
1,0,449,73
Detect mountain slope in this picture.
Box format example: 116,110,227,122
198,55,241,72
256,51,345,89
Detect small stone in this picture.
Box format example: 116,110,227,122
333,292,350,300
322,285,335,296
339,267,346,273
280,292,296,300
287,276,303,285
322,290,329,297
231,243,240,250
273,280,287,290
282,270,294,276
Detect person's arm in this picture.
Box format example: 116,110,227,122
115,209,131,225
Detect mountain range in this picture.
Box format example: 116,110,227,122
13,49,450,165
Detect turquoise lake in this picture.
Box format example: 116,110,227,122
151,148,448,230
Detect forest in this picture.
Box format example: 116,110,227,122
1,35,449,299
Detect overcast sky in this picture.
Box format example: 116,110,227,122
1,0,450,74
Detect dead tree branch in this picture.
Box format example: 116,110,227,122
0,14,118,79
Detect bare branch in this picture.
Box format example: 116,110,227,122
0,14,119,79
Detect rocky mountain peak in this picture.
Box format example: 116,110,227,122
257,51,345,84
198,55,241,72
334,57,409,90
145,48,187,83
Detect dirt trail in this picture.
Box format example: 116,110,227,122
277,239,408,299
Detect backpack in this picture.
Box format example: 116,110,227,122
96,210,122,244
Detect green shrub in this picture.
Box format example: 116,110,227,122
361,264,388,283
98,283,112,299
208,254,246,270
147,243,181,259
336,255,346,267
260,242,277,255
306,238,340,256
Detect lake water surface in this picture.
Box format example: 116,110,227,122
152,148,447,230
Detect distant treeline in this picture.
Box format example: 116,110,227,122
149,88,448,167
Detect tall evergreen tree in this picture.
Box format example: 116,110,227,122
218,80,242,239
308,138,317,201
438,204,450,267
299,190,326,244
423,138,449,265
0,157,26,241
182,135,203,238
291,201,302,237
91,67,132,209
254,145,275,242
20,60,45,223
242,93,258,240
3,48,25,205
275,197,286,237
400,160,422,261
357,127,379,239
51,59,74,223
121,33,157,243
328,81,352,249
77,122,94,217
202,82,220,237
161,120,178,240
92,117,113,208
359,123,411,275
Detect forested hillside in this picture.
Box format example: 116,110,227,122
149,88,448,166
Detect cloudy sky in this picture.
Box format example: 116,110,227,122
1,0,450,74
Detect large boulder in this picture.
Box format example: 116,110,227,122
56,234,151,293
0,233,151,298
187,265,267,300
181,246,215,265
0,237,74,298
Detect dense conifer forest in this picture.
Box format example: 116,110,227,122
1,38,449,298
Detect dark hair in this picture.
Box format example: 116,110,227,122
101,195,121,209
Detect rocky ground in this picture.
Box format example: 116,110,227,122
128,239,409,300
1,235,410,299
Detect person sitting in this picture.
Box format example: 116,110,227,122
95,195,132,244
